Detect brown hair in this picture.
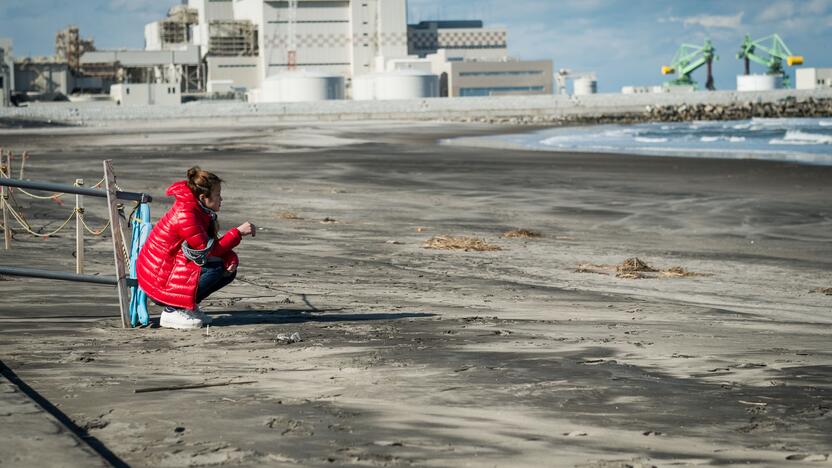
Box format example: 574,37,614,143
186,166,222,238
187,166,222,199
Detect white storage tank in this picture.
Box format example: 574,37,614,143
737,74,783,91
373,70,439,100
351,74,376,101
573,77,597,96
260,71,344,103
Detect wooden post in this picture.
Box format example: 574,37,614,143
75,179,84,274
103,160,131,328
1,151,10,250
18,151,28,179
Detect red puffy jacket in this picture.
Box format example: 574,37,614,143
137,180,241,310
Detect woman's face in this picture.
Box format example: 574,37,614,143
201,184,222,212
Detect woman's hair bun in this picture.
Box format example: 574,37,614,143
187,166,201,181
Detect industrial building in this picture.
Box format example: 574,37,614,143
111,82,181,106
796,68,832,90
3,0,554,104
408,20,507,62
427,50,552,97
14,59,72,97
177,0,551,101
0,39,12,106
233,0,407,83
144,6,199,51
81,47,201,92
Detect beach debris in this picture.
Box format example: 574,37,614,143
576,263,611,275
385,240,403,245
785,454,829,462
616,258,657,279
321,217,337,224
582,358,607,365
563,431,588,437
738,400,768,407
277,211,302,220
424,235,501,252
275,332,303,344
501,229,542,239
415,226,429,233
134,380,256,394
373,441,404,447
810,287,832,295
661,266,701,278
576,258,706,279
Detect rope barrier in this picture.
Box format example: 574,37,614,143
5,203,77,238
78,211,111,236
0,149,113,238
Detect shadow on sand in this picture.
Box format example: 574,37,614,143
205,309,436,326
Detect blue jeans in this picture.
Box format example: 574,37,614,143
196,261,237,304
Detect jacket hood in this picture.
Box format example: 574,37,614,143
166,180,198,205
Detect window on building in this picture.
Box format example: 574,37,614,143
0,76,3,88
126,88,130,95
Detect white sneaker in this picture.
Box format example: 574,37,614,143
193,306,213,325
160,308,203,330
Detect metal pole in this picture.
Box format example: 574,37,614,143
0,266,119,286
0,177,152,203
1,151,10,250
75,178,84,274
104,160,131,328
18,151,27,179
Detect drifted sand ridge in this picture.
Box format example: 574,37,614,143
0,119,830,467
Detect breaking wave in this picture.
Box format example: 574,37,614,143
485,117,832,166
770,130,832,146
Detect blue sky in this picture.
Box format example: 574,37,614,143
2,0,830,92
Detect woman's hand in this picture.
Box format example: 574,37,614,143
237,222,256,237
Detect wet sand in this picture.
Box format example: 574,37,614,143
1,120,831,467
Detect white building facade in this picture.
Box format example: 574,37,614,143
111,82,181,106
231,0,407,85
796,68,832,90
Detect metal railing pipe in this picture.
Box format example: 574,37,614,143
0,178,152,203
0,266,138,288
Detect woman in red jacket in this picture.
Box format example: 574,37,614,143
137,167,256,329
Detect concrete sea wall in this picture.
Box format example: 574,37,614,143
1,89,832,126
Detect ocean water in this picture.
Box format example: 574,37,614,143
489,118,832,166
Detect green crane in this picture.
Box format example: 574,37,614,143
662,39,717,91
736,34,803,87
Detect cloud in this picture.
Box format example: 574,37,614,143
667,12,744,30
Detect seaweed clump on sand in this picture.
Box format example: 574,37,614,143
424,235,501,252
501,229,542,239
576,257,706,280
616,258,657,279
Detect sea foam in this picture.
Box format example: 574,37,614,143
770,130,832,146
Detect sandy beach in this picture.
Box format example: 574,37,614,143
1,119,831,467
